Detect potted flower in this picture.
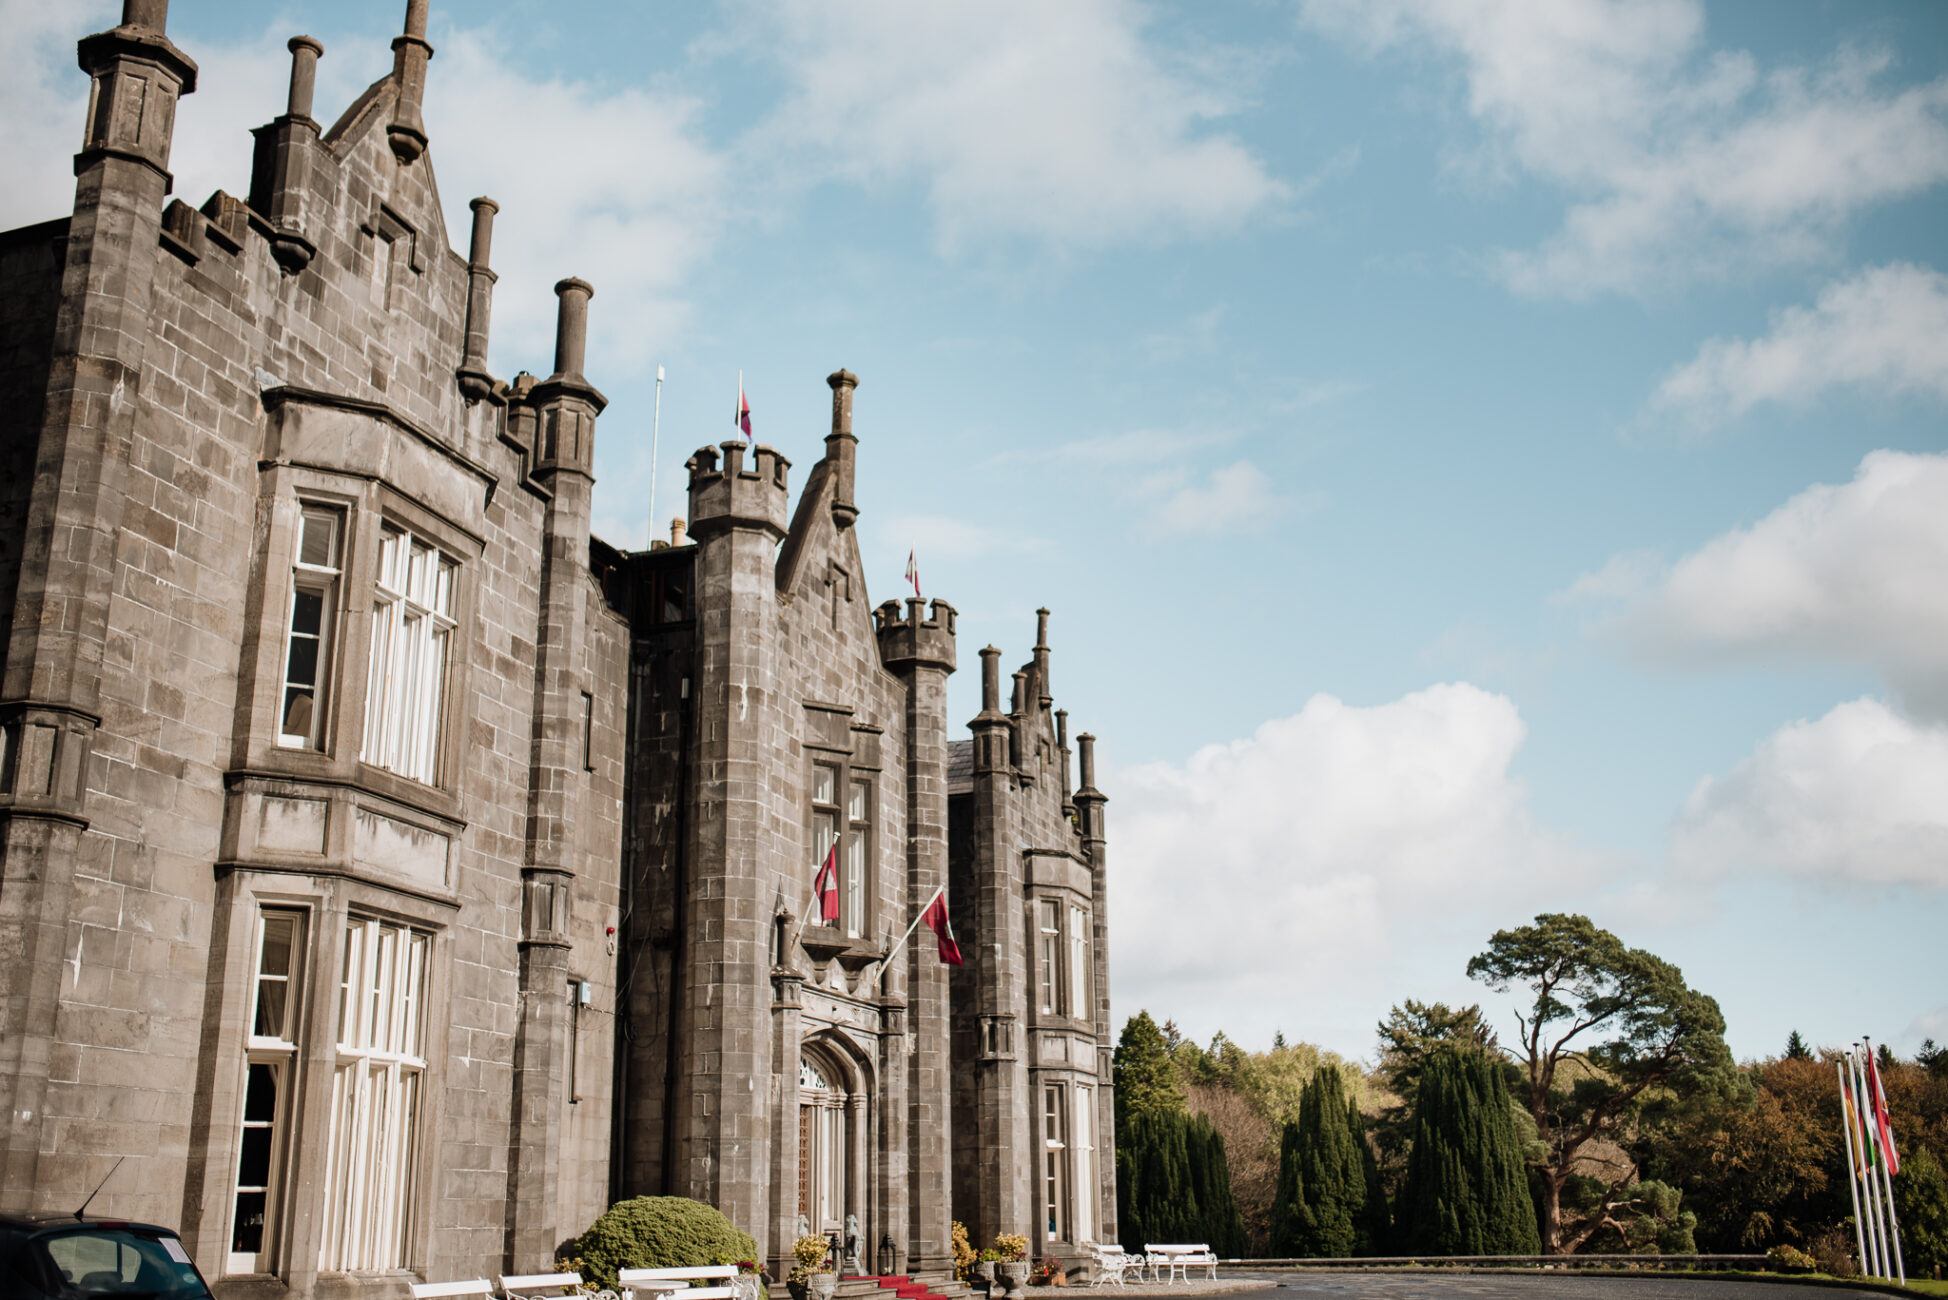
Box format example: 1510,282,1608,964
786,1236,835,1300
1030,1258,1066,1287
972,1248,1002,1290
994,1235,1030,1297
733,1261,767,1300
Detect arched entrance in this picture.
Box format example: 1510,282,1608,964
797,1038,868,1263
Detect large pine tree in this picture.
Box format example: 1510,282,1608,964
1267,1064,1385,1257
1398,1046,1539,1255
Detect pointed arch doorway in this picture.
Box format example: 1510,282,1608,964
797,1040,864,1258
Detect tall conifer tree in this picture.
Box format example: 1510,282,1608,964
1399,1047,1539,1255
1266,1065,1381,1256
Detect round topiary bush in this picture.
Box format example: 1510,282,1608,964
569,1196,760,1291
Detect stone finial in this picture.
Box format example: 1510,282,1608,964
387,0,434,163
551,278,594,380
285,36,323,119
826,369,859,531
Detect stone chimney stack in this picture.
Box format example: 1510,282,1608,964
530,278,605,479
826,369,859,530
457,197,499,401
1033,607,1051,706
387,0,433,162
257,36,323,275
670,518,688,547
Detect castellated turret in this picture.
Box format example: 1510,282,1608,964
685,440,792,541
875,597,958,674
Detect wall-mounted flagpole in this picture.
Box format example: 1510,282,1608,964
648,363,664,550
872,883,947,990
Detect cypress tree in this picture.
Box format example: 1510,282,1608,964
1185,1113,1248,1256
1267,1065,1374,1257
1399,1047,1539,1255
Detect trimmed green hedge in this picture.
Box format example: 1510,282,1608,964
569,1196,760,1292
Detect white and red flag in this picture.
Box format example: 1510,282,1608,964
905,549,921,597
921,889,962,966
736,371,752,442
1866,1048,1902,1176
811,843,839,923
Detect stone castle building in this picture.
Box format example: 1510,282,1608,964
0,2,1114,1295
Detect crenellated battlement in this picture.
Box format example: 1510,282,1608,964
686,440,792,540
874,597,958,674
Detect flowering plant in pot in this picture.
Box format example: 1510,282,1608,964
786,1236,834,1300
1031,1258,1066,1286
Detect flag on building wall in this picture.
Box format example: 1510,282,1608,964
812,843,839,923
906,549,921,598
922,889,962,966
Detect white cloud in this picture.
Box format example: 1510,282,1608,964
1650,262,1948,428
1110,683,1605,1048
1299,0,1948,297
742,0,1287,253
1672,697,1948,889
1575,450,1948,718
877,513,1024,563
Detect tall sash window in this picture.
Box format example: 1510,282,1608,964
362,526,455,784
320,917,428,1272
229,911,305,1275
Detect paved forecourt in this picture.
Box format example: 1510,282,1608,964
1241,1271,1899,1300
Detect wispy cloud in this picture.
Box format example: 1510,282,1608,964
1649,262,1948,429
739,0,1288,254
1299,0,1948,297
1147,459,1291,534
0,0,114,231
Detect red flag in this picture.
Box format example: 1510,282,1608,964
905,549,921,598
736,379,753,442
812,843,839,923
921,890,962,966
1866,1050,1902,1176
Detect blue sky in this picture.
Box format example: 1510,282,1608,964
6,0,1945,1067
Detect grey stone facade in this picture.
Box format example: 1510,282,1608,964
0,2,1114,1295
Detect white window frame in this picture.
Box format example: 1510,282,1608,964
320,917,429,1273
812,763,839,929
1069,904,1090,1024
1043,1082,1068,1243
1073,1085,1095,1246
279,505,342,750
844,779,870,940
229,910,306,1275
361,525,456,785
1039,900,1063,1016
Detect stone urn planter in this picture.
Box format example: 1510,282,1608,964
807,1274,838,1300
971,1262,996,1295
997,1262,1031,1299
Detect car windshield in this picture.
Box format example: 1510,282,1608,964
13,1227,211,1300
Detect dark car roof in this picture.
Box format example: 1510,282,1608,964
0,1213,182,1236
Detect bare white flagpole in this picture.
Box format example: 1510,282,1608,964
1863,1038,1908,1285
1850,1046,1890,1278
1838,1057,1871,1277
648,363,664,550
873,883,947,990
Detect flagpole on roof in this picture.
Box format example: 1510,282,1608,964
648,363,664,551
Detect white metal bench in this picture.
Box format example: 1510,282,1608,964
1142,1245,1213,1284
501,1273,586,1300
411,1283,495,1300
617,1265,740,1300
1084,1244,1139,1286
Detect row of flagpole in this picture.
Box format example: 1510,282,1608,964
1838,1038,1905,1283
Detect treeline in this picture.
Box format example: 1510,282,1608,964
1112,912,1948,1275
